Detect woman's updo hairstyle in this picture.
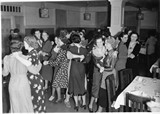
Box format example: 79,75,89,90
70,33,81,44
10,40,23,53
24,36,39,49
93,33,104,46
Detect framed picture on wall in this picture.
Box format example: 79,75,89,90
39,8,49,18
84,13,91,20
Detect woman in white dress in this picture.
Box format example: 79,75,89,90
2,40,34,113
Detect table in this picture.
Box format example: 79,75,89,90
113,76,160,110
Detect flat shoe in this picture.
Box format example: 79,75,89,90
64,101,71,108
48,96,55,101
55,99,62,103
88,107,93,112
81,104,86,110
74,106,79,112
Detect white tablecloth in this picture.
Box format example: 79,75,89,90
113,76,160,109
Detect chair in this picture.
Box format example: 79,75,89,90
152,67,160,79
119,68,133,92
105,74,117,112
125,92,154,112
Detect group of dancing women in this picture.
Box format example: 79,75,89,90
2,27,141,112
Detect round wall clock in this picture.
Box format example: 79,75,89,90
39,8,49,18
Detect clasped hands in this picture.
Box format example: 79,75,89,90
43,61,49,65
150,64,159,73
100,66,104,73
67,51,84,62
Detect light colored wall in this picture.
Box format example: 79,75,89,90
67,10,80,27
1,2,108,31
80,7,108,28
125,6,158,30
1,2,158,32
24,6,55,27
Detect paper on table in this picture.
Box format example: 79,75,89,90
147,101,160,112
129,90,150,98
147,101,160,108
136,76,144,82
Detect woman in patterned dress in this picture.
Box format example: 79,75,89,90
44,36,84,104
43,37,70,103
14,36,46,113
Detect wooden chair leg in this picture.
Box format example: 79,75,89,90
119,105,124,112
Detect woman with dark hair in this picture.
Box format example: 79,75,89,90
115,32,128,84
32,29,44,61
14,36,46,113
2,40,34,113
43,35,84,105
126,31,141,77
68,33,88,111
97,36,118,112
88,34,106,112
43,36,70,103
41,31,53,91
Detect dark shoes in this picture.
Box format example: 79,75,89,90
88,107,93,112
74,106,79,112
80,104,87,110
55,99,62,103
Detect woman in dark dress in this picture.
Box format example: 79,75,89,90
97,36,118,112
15,36,46,113
126,31,141,78
115,33,128,90
88,34,106,112
41,31,53,90
115,33,128,72
68,33,88,111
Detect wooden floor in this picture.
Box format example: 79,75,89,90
2,56,150,113
3,81,99,113
2,85,93,113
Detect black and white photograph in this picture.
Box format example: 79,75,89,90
1,0,160,113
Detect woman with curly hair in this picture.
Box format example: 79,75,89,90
14,36,46,113
88,34,106,112
2,39,34,113
126,31,141,78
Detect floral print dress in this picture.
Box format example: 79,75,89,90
49,49,69,89
27,49,46,113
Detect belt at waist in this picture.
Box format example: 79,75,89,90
72,59,81,62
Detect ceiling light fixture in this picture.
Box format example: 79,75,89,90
84,1,91,20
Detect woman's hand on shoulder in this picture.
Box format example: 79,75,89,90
129,53,135,59
13,51,21,58
54,45,60,53
100,66,104,73
43,61,49,65
80,55,85,62
112,51,118,58
67,51,73,59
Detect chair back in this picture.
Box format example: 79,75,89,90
105,74,116,112
119,68,133,92
125,92,153,112
152,67,160,79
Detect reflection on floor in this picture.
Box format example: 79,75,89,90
3,85,94,113
2,58,150,113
